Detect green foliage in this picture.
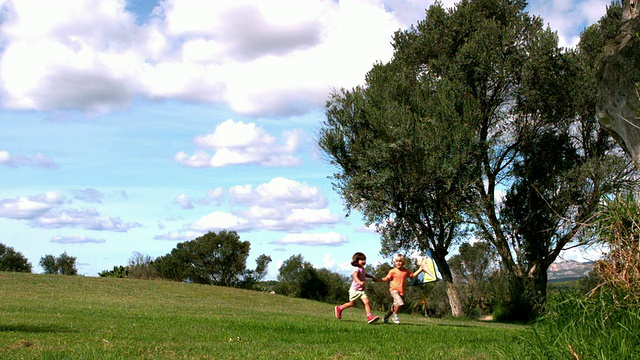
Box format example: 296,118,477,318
39,251,78,275
515,289,640,360
154,230,270,288
315,268,350,304
275,254,328,301
98,265,128,278
243,254,273,289
0,243,32,273
39,254,56,274
514,187,640,358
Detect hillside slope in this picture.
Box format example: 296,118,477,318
0,272,527,359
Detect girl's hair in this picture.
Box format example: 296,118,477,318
351,252,366,267
393,254,406,265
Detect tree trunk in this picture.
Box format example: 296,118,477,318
526,262,549,317
432,249,465,317
597,0,640,167
500,265,549,322
445,281,465,317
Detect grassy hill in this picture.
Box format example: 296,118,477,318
0,272,528,359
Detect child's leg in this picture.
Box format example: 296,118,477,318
385,308,393,318
361,297,380,323
361,297,372,315
339,300,355,310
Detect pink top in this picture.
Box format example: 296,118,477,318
350,267,366,291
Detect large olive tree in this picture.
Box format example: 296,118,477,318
320,0,635,320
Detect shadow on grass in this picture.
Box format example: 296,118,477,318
0,324,77,333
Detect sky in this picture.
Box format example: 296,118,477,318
0,0,612,278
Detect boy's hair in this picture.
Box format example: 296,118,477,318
393,254,406,265
351,252,366,267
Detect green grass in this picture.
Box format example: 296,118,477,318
0,272,527,359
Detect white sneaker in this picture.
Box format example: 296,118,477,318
392,314,399,324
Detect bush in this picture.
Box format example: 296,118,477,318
517,288,640,359
99,265,128,278
127,252,158,279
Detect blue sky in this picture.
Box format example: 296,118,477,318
0,0,611,278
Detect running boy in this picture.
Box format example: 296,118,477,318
334,252,380,324
377,254,424,324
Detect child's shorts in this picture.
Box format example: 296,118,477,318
391,290,404,306
349,289,368,301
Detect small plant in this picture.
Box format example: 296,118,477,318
592,193,640,302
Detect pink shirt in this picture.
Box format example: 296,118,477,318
350,267,366,291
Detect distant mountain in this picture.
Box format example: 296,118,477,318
547,260,595,281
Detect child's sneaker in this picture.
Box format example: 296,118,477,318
367,315,380,324
335,306,342,319
392,314,400,324
383,315,389,324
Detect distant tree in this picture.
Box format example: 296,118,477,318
316,268,349,304
0,243,32,273
127,252,158,279
57,252,78,275
154,230,269,288
275,254,328,300
40,254,57,274
39,252,78,275
275,254,311,297
241,254,272,289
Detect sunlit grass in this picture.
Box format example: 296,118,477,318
0,272,527,359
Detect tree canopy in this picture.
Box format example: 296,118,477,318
39,252,78,275
0,243,32,273
154,230,271,288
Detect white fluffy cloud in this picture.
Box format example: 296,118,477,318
0,192,64,219
270,232,348,246
0,150,58,169
51,234,106,244
0,192,140,232
156,177,342,240
230,177,327,208
174,194,194,209
0,0,609,116
32,207,141,232
0,0,407,116
175,119,303,167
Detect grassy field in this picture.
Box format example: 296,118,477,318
0,272,528,359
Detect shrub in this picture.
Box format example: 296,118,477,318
517,288,640,359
